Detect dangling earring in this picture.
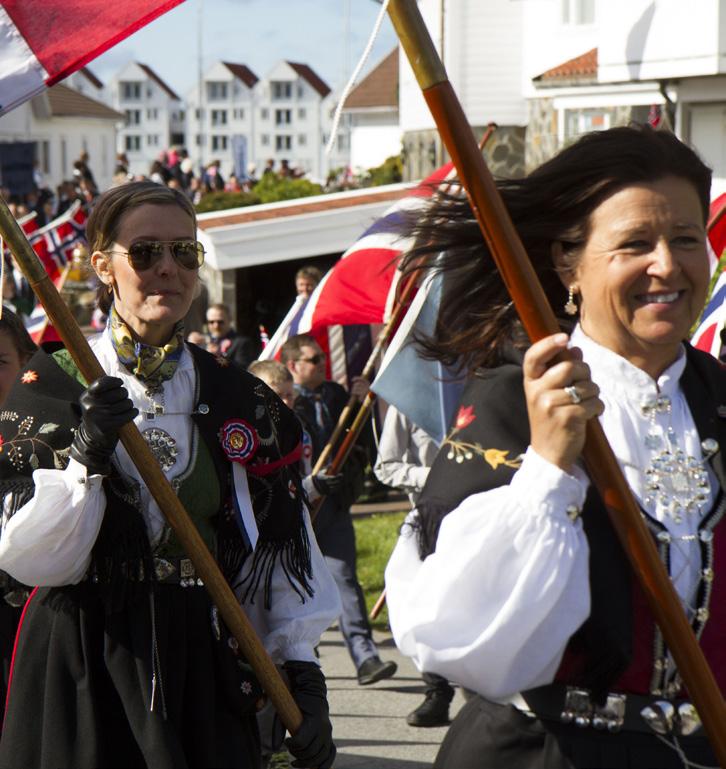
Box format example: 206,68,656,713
564,285,578,316
107,283,113,294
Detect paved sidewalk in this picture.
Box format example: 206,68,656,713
318,628,465,769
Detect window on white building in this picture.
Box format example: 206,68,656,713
562,0,595,25
211,109,228,126
125,135,142,152
297,85,304,98
261,134,270,145
271,81,292,100
337,134,349,151
195,108,204,120
275,109,292,125
298,108,306,120
275,135,292,151
120,82,141,100
298,134,307,146
147,108,158,120
195,134,205,146
564,108,610,138
147,135,159,146
207,81,228,100
261,108,269,120
233,108,245,120
212,135,229,151
125,109,141,126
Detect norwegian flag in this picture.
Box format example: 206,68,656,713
0,0,185,116
259,164,455,384
24,267,69,344
692,193,726,360
2,211,38,260
27,201,87,282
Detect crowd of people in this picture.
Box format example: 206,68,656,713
0,124,722,769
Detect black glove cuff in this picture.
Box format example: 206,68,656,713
282,660,327,698
70,423,115,476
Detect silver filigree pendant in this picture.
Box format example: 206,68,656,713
643,448,710,523
142,427,178,471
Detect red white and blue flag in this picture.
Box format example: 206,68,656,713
27,201,87,282
692,193,726,361
0,0,185,116
259,164,455,384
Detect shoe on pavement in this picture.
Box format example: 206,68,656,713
406,691,451,727
356,656,397,686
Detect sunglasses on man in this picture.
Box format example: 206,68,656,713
297,353,326,365
107,240,205,271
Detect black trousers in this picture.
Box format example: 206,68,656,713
434,695,716,769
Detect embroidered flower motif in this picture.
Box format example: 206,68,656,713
240,681,253,695
483,448,522,471
20,370,38,384
215,355,230,367
219,419,259,465
454,405,476,430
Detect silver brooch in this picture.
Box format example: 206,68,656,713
142,427,178,471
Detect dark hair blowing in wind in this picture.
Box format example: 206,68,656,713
401,124,712,373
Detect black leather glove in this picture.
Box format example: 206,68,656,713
283,660,335,769
311,472,344,496
70,376,138,475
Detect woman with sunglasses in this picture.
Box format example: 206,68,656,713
0,181,340,769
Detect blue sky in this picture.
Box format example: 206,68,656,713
92,0,398,98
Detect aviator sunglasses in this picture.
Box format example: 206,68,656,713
107,240,205,271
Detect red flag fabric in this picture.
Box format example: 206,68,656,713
296,163,454,335
692,193,726,359
0,0,185,115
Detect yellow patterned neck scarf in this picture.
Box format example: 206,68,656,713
109,305,185,392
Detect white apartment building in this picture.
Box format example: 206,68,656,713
186,59,351,182
185,61,259,179
107,62,184,176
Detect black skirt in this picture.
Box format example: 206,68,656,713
434,695,716,769
0,582,263,769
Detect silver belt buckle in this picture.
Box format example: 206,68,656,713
560,687,593,728
592,693,626,733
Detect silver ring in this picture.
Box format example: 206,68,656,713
564,385,582,404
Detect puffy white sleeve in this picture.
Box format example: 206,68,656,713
0,458,106,586
385,447,591,700
239,508,341,665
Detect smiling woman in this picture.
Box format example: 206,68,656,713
384,126,725,769
0,182,340,769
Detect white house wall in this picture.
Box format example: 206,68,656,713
598,0,725,82
521,0,599,97
350,121,402,170
0,102,118,191
447,0,526,126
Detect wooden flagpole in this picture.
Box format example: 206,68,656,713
387,1,726,761
0,200,303,735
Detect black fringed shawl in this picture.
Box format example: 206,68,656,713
0,344,313,609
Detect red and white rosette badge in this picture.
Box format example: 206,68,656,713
219,419,260,548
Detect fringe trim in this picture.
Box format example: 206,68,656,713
406,499,452,560
235,524,314,610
